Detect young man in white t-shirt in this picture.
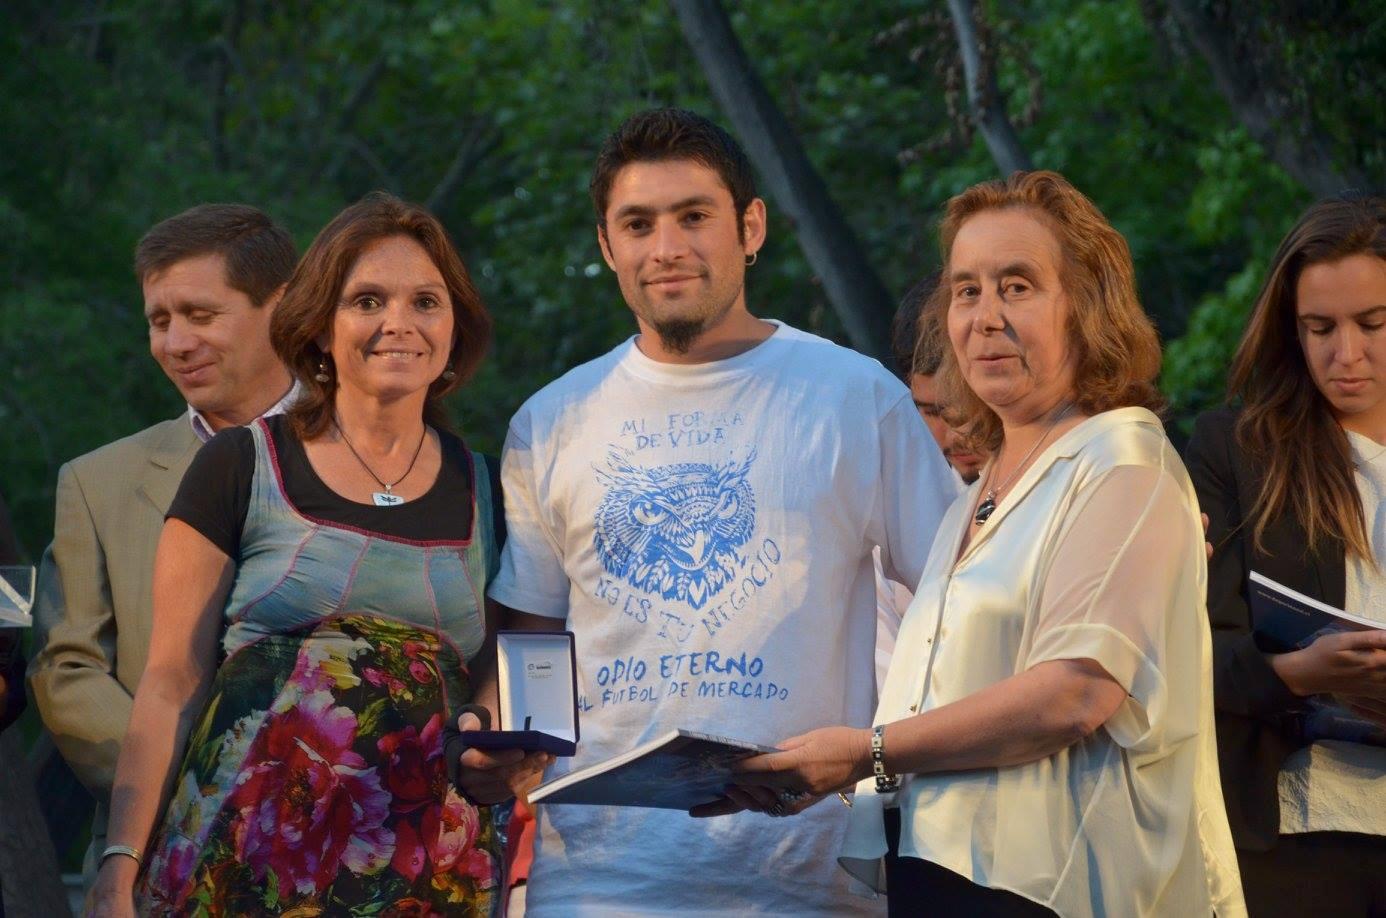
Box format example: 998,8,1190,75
458,108,959,916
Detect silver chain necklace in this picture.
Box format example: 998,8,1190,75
335,420,427,507
973,404,1072,525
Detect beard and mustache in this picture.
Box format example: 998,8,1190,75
647,316,710,354
632,268,743,355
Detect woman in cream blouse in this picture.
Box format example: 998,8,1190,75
726,171,1245,917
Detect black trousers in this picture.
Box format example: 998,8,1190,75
1238,832,1386,917
883,809,1058,918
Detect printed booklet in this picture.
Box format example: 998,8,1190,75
1249,571,1385,746
0,566,33,628
528,729,776,810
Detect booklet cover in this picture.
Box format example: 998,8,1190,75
0,566,34,628
528,729,777,810
1249,571,1385,746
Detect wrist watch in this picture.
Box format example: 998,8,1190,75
871,724,899,793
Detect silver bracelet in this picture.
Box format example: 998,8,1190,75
872,724,900,793
100,844,142,867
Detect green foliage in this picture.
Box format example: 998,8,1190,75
0,0,1378,556
1162,258,1263,427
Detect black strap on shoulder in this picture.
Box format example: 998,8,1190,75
480,453,505,547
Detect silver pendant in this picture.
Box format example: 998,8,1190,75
974,495,996,525
372,491,405,507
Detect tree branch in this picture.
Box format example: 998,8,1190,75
426,118,502,214
670,0,893,358
208,0,248,173
945,0,1033,175
316,57,387,185
1164,0,1365,197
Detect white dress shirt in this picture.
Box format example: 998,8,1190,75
187,382,300,443
840,408,1245,918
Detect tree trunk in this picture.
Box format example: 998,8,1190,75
945,0,1033,176
1164,0,1365,198
0,729,70,917
670,0,894,359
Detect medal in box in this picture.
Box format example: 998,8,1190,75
460,630,579,756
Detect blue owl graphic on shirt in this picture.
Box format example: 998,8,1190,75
594,449,757,609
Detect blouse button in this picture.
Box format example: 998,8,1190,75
909,704,918,712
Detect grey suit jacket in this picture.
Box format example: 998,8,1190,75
28,416,200,836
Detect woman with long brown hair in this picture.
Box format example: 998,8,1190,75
88,193,544,916
1184,192,1386,916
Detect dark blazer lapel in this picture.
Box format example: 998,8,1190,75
1315,536,1348,610
137,420,201,516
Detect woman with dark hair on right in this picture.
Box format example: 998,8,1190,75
1185,193,1386,916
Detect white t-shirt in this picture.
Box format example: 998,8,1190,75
1277,429,1386,837
872,548,912,695
488,321,958,916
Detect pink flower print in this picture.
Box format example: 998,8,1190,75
377,714,445,814
390,820,427,883
227,690,394,896
456,844,498,889
422,789,481,875
146,833,202,908
408,659,436,684
363,665,410,699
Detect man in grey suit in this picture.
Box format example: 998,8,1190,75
28,204,298,880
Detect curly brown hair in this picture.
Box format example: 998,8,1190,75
931,171,1164,453
271,192,492,439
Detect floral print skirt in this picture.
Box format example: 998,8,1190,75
137,615,499,917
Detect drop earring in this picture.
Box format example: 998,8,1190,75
441,362,457,381
314,358,331,383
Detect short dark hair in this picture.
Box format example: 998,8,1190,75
590,108,758,238
889,272,941,380
134,204,296,307
272,192,492,440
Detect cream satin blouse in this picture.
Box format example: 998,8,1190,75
841,408,1246,918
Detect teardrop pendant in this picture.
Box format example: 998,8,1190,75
974,495,996,525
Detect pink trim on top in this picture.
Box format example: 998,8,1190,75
229,525,317,625
334,535,373,618
423,550,452,715
257,417,477,548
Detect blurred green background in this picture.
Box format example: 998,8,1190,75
1,0,1383,555
0,0,1383,891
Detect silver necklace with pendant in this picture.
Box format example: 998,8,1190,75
335,421,427,507
974,404,1072,525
